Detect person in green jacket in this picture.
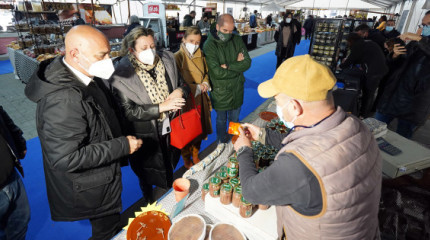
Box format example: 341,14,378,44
203,14,252,143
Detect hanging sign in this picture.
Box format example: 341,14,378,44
148,5,160,14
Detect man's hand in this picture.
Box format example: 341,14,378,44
237,52,245,62
399,32,422,42
241,123,261,141
233,127,252,152
393,43,407,59
166,89,184,101
220,64,227,69
18,150,27,159
127,136,143,154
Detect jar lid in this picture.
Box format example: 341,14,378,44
229,178,239,186
241,196,250,204
221,183,232,192
210,177,221,185
229,157,238,163
203,183,209,190
216,172,227,179
234,186,242,194
219,166,228,173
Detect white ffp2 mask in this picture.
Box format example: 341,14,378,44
137,48,156,65
80,54,115,79
185,43,199,55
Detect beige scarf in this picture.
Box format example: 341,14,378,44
129,53,169,120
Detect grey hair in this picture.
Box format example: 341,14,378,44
130,15,140,24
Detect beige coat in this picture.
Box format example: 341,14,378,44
276,107,382,240
174,45,213,139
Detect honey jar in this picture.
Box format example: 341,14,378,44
201,183,209,201
209,177,221,198
220,183,233,205
239,196,253,218
232,186,242,208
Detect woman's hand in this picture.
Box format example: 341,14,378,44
166,89,184,101
159,97,185,113
200,83,209,93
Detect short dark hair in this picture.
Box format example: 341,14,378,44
426,10,430,15
254,10,258,14
380,15,387,21
354,23,370,32
190,11,196,15
347,32,363,45
284,11,293,19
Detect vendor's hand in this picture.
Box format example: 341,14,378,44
127,136,143,154
18,150,27,159
393,44,407,59
241,123,261,141
159,97,185,113
220,64,228,69
399,32,422,42
237,52,245,62
166,89,184,101
233,127,252,152
200,83,209,93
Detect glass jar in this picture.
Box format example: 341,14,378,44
239,196,253,218
216,172,229,183
201,183,209,201
209,177,221,198
220,183,233,205
227,167,238,178
227,157,239,169
229,178,239,188
232,186,242,208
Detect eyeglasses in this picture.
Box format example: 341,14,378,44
418,23,429,28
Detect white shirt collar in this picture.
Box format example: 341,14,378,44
62,57,93,86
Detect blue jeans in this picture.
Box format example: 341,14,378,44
215,107,241,143
0,170,30,240
374,112,417,139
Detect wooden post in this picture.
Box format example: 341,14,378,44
90,0,95,25
127,0,131,25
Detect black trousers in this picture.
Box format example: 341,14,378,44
361,75,384,118
305,29,312,39
276,46,295,69
89,213,120,240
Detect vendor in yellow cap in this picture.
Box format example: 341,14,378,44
233,55,382,240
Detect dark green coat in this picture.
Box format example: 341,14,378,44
203,29,252,111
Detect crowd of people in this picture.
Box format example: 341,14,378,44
1,9,430,240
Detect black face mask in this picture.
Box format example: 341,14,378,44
204,19,208,22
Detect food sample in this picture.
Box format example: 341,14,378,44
168,215,205,240
126,210,171,240
210,223,245,240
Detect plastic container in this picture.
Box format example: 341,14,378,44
168,214,206,240
209,223,246,240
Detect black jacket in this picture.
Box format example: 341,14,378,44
383,29,401,39
274,21,301,57
340,38,388,82
303,18,313,30
25,57,130,221
110,51,190,188
368,29,387,50
124,23,140,37
0,106,26,189
377,37,430,125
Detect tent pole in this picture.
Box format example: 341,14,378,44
396,0,406,29
91,0,95,25
345,0,350,17
127,0,131,25
312,0,315,15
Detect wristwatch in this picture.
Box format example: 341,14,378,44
237,146,251,157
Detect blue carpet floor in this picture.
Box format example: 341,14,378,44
0,60,14,75
21,39,309,240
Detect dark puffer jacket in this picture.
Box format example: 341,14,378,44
377,36,430,125
25,57,130,221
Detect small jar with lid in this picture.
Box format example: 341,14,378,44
232,186,242,208
216,172,229,184
209,177,221,198
227,157,239,169
227,167,238,178
201,183,209,201
239,196,253,218
220,183,233,205
219,166,228,173
229,178,239,188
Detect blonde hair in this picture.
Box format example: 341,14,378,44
184,26,201,39
120,27,154,57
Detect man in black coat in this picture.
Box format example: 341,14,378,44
375,12,430,138
339,33,388,118
303,15,314,40
355,23,386,51
0,106,30,240
274,12,301,68
383,20,401,39
25,26,142,240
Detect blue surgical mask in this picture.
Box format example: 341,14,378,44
385,26,394,32
422,25,430,37
276,102,296,129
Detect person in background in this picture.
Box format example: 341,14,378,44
234,55,382,240
203,14,251,144
376,15,387,31
174,27,213,169
303,15,314,40
124,15,141,37
266,14,273,26
375,11,430,139
250,10,258,28
198,13,211,32
110,27,190,202
339,32,388,118
73,12,85,26
274,12,301,68
293,13,302,44
0,106,29,240
25,26,142,240
183,11,196,27
355,23,386,51
383,19,401,39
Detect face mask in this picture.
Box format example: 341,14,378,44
79,54,115,79
137,48,156,65
422,25,430,37
185,42,199,55
385,26,394,32
218,31,232,42
286,18,292,23
204,19,208,22
276,102,296,129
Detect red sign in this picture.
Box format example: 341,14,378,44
176,32,185,39
148,5,159,14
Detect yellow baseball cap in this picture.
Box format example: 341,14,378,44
258,55,336,101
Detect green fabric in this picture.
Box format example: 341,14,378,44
203,30,252,110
